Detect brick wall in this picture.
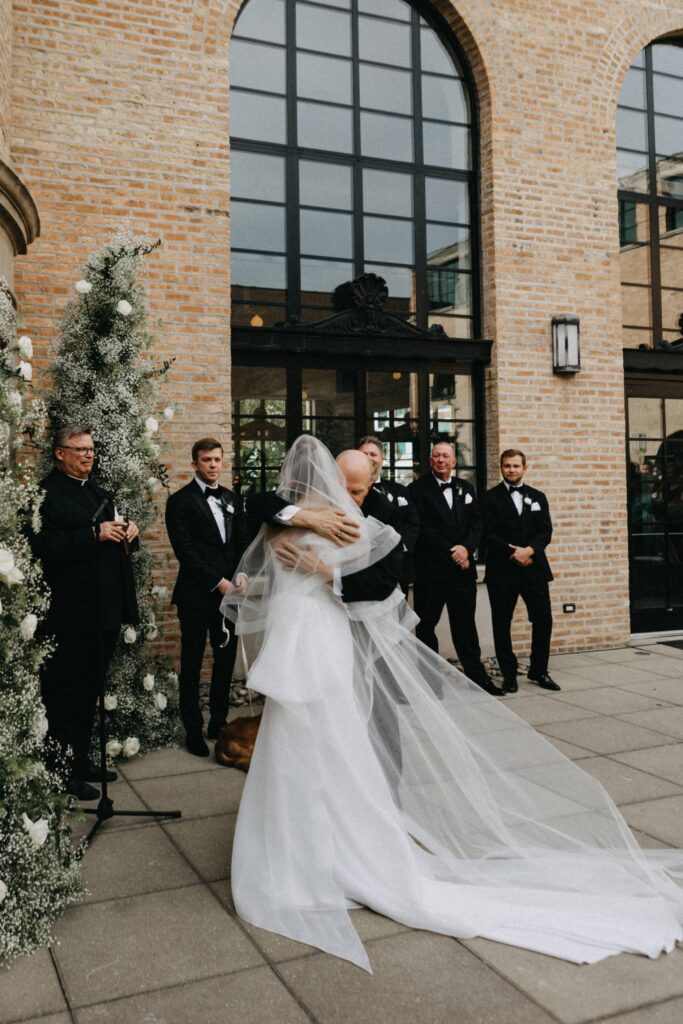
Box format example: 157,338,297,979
7,0,683,658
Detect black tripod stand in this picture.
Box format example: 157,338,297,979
78,500,181,849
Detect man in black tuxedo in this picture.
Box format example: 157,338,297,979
33,425,140,802
408,442,502,696
358,435,419,594
165,438,251,756
482,449,559,693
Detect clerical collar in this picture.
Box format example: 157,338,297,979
64,472,90,486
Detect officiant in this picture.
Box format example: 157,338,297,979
33,425,140,802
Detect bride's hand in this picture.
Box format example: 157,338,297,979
290,507,360,546
276,540,331,580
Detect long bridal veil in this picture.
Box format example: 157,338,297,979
223,435,683,972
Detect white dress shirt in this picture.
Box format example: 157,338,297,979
504,480,524,515
434,473,454,509
196,475,226,543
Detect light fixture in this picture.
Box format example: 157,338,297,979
250,314,264,328
551,315,580,374
392,372,402,380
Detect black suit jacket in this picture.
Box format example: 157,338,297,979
246,490,402,603
32,468,139,635
364,480,419,555
166,480,251,609
482,481,553,584
408,474,481,587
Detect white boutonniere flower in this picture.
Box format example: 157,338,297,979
386,492,394,502
530,500,541,511
17,335,33,359
18,360,32,381
220,498,235,515
22,813,49,849
524,496,533,507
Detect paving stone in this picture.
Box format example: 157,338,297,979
503,695,597,727
540,736,595,760
631,655,683,680
535,668,618,691
130,767,245,819
9,1015,72,1024
461,938,683,1024
577,663,668,686
80,821,199,904
601,995,683,1023
647,644,683,661
52,884,263,1007
589,647,658,663
612,743,683,786
538,718,676,755
74,966,310,1024
119,744,225,781
630,827,673,849
66,778,158,844
577,756,683,805
548,653,604,669
556,686,673,716
164,813,235,881
618,678,683,705
244,907,408,965
279,931,554,1024
621,794,683,846
0,949,66,1024
618,706,683,740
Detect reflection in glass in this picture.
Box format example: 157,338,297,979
367,370,419,484
420,21,460,77
363,169,413,217
629,396,663,438
361,111,413,161
300,161,353,210
232,252,286,289
427,224,470,266
298,101,353,152
233,0,286,44
428,314,472,338
301,259,354,299
666,398,683,434
232,201,286,252
230,302,286,327
619,200,649,247
427,268,471,314
358,16,411,67
302,368,355,416
421,76,468,123
364,216,414,263
297,52,353,104
658,170,683,199
300,210,353,258
429,373,473,420
660,288,683,331
655,114,683,157
359,0,410,21
232,364,288,495
652,43,683,76
617,108,648,152
231,91,287,143
365,263,413,300
621,284,653,328
653,73,683,117
659,237,683,290
231,40,286,93
425,178,468,223
617,149,648,190
619,67,647,110
302,418,355,453
296,4,352,56
232,151,285,203
622,326,653,348
423,122,469,168
359,64,412,115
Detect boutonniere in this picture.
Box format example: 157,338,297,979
219,498,234,515
456,485,463,499
523,495,532,507
386,492,394,502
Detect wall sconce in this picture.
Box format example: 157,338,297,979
552,315,580,374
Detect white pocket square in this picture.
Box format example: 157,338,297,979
397,496,408,507
530,501,541,511
464,493,473,505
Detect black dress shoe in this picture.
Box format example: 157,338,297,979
185,733,210,757
207,718,227,740
502,679,518,694
81,762,118,783
65,777,100,801
473,676,506,697
527,672,561,691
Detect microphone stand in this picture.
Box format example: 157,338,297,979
79,499,181,850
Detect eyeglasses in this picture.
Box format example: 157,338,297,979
60,446,96,455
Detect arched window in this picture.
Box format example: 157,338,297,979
617,40,683,349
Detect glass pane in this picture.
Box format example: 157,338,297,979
666,398,683,435
655,115,683,158
298,101,353,152
231,91,287,143
300,161,352,209
661,288,683,331
617,108,648,152
421,76,469,123
231,301,286,327
232,201,286,252
427,269,471,314
300,258,353,299
364,216,414,263
302,368,355,416
620,242,650,287
429,372,473,419
234,0,285,44
231,151,285,202
300,209,353,258
313,0,351,7
231,40,286,93
364,263,413,306
427,224,470,266
232,364,288,494
621,284,652,328
423,122,469,169
617,149,648,191
425,178,469,223
420,21,460,77
630,533,667,609
359,64,412,115
361,111,413,161
654,73,683,117
668,536,683,606
363,169,412,217
664,441,683,514
358,16,410,67
296,4,351,57
652,43,683,76
428,314,472,338
359,0,410,21
619,199,649,247
232,252,286,289
302,418,356,454
659,242,683,290
622,326,652,349
297,52,352,104
233,364,287,409
629,396,663,439
658,171,683,198
618,67,647,110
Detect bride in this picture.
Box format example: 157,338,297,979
222,435,683,973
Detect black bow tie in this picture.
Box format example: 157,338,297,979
439,481,453,491
203,487,220,500
508,485,523,494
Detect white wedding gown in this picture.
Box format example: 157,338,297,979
225,437,683,973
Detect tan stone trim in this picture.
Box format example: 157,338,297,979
0,159,40,256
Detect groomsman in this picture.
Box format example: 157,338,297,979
482,449,559,693
357,435,419,593
165,438,251,756
408,442,503,696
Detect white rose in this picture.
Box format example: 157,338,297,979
8,389,22,411
122,736,140,758
155,692,167,711
18,361,32,381
163,406,174,420
104,694,118,711
19,613,38,641
149,442,161,458
123,626,137,644
0,879,7,904
18,335,33,359
106,739,122,758
147,476,160,491
167,671,178,686
116,299,133,316
146,625,158,640
151,585,167,601
145,416,159,435
75,279,92,294
33,713,49,742
142,673,155,691
0,547,24,587
21,813,49,849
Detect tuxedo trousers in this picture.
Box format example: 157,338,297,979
486,578,553,682
177,602,238,735
41,627,119,776
413,578,486,683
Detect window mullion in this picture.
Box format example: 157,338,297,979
645,44,663,347
286,0,301,318
411,8,428,329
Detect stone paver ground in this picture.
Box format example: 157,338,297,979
2,642,683,1024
